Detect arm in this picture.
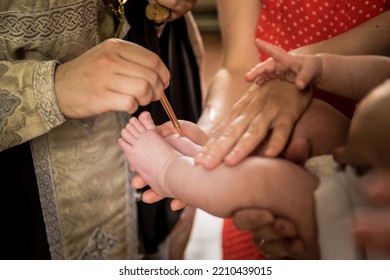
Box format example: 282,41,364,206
0,60,65,151
197,0,261,133
317,54,390,101
291,10,390,57
0,38,171,152
196,9,390,168
119,112,319,258
246,39,390,102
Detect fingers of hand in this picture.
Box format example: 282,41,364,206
224,113,272,165
131,174,148,189
194,112,241,169
170,199,188,211
295,61,317,90
110,63,165,100
253,38,298,78
56,39,170,117
84,76,153,116
179,121,209,146
258,82,311,157
255,238,303,259
204,115,256,167
141,188,165,203
96,39,170,89
196,91,269,168
232,208,275,231
255,38,285,62
273,218,299,238
256,238,272,258
234,83,305,159
113,39,170,86
261,115,295,158
333,146,350,165
156,0,196,20
233,212,301,259
245,60,277,84
251,218,298,243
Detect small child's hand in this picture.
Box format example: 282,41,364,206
245,39,322,90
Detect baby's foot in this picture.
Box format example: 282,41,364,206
139,111,201,157
118,113,183,197
164,134,202,157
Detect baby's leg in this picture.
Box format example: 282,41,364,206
138,111,202,157
119,113,318,250
119,113,255,217
119,114,243,215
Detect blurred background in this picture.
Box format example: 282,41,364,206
192,0,219,32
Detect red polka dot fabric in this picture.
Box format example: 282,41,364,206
256,0,390,119
222,218,266,260
257,0,390,60
222,0,390,260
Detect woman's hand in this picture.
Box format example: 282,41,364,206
195,80,312,169
234,205,321,259
232,209,305,259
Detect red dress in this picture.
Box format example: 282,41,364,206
222,0,390,260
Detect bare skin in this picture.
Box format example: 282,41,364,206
196,7,390,169
164,1,390,260
189,2,390,260
55,0,199,119
118,111,325,259
333,80,390,256
54,0,198,260
246,39,390,103
129,97,349,258
240,42,390,258
55,38,171,118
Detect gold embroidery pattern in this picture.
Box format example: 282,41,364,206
0,2,97,42
79,228,118,260
33,61,66,130
0,0,140,259
0,90,22,149
30,134,67,260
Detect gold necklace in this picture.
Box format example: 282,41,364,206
103,0,128,37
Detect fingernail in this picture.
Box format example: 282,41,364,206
264,147,275,157
204,153,215,164
225,150,238,164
